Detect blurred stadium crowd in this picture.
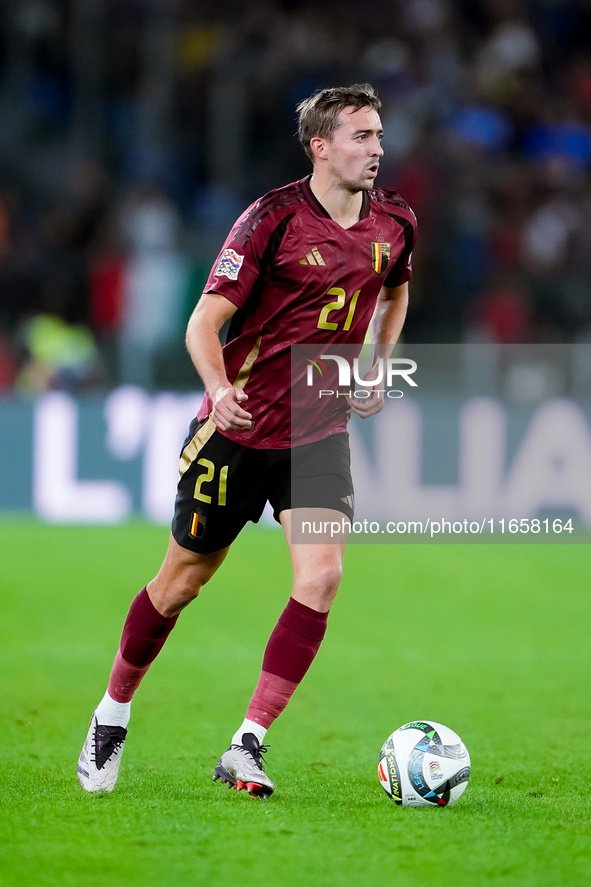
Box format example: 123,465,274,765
0,0,591,393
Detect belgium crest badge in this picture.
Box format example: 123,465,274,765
371,242,391,274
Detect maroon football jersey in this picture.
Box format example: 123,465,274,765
197,175,417,448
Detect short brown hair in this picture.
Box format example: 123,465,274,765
297,84,381,161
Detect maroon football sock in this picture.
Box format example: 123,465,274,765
246,597,328,728
108,651,150,703
107,587,178,703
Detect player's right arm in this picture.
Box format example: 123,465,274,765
186,293,253,432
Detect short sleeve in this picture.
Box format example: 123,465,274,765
203,202,267,309
384,213,417,288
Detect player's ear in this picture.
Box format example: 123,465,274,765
309,136,328,162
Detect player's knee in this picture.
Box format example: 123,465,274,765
198,563,219,586
172,560,218,604
315,562,343,595
151,573,202,617
299,563,342,611
173,571,208,607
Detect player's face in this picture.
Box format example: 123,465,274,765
324,106,384,192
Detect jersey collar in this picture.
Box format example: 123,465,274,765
299,175,371,222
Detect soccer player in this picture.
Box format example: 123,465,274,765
77,84,417,798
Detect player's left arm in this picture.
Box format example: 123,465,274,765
349,282,409,419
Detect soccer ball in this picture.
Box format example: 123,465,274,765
378,720,470,807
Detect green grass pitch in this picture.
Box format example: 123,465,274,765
1,520,590,887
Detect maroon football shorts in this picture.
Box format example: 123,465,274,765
171,417,354,553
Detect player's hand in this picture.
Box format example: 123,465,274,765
211,387,253,431
348,388,385,419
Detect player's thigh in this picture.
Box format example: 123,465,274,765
148,534,230,616
290,432,354,519
155,532,229,588
266,433,354,531
172,416,267,553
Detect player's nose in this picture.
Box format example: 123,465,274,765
371,136,384,156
